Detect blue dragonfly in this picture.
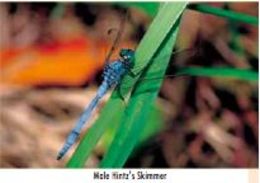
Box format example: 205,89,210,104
57,10,137,160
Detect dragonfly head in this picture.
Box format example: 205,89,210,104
120,48,135,68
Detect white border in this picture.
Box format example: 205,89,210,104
0,1,258,183
0,169,257,183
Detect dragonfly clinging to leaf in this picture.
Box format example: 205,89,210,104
57,9,137,160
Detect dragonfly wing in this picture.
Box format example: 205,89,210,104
132,47,198,74
118,47,198,92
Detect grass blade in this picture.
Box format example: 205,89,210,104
100,2,188,168
176,66,258,81
118,2,160,17
189,4,258,26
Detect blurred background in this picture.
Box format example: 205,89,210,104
0,2,258,168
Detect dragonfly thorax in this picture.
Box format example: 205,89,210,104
101,48,135,90
119,48,135,69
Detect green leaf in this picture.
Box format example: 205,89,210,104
97,103,165,152
189,4,258,26
176,66,258,81
138,103,165,142
117,2,160,16
100,2,188,168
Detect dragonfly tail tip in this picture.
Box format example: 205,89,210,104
56,153,63,160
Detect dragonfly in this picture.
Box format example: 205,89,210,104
57,9,196,160
57,49,137,160
57,9,137,160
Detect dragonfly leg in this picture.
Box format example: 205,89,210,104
118,87,126,102
116,84,127,104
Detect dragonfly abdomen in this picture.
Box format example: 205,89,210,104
57,82,109,160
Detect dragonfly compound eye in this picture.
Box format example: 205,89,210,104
120,49,134,58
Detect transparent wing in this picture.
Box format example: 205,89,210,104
118,47,199,91
118,69,187,92
104,9,130,64
130,47,199,76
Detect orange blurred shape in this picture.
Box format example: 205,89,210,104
0,36,134,87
